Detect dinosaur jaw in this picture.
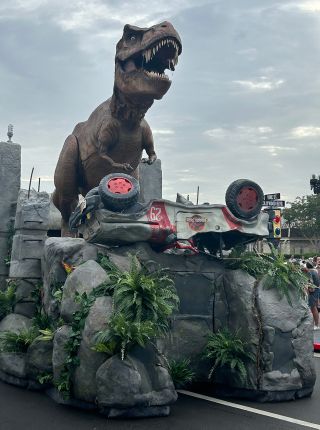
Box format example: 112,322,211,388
115,36,181,101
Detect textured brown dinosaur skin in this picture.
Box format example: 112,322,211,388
53,21,182,236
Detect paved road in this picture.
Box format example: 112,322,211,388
1,358,320,430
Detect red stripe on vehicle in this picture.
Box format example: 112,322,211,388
222,207,243,231
147,201,175,242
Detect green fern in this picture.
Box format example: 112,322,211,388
0,282,17,320
37,372,53,385
204,329,254,382
112,256,178,332
95,255,179,359
0,328,39,353
225,248,270,278
225,246,308,306
262,245,307,306
95,313,157,360
168,358,195,388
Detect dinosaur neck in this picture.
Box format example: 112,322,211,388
110,87,154,124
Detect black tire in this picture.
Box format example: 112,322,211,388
225,179,264,220
98,173,140,211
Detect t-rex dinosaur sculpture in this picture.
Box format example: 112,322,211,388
53,21,182,235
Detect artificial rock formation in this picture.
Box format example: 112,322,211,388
0,237,316,419
213,270,315,400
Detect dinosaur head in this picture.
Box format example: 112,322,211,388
114,21,182,103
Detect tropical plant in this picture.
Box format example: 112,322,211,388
32,310,53,330
168,358,195,388
204,329,254,382
94,313,157,360
0,282,17,320
225,246,308,306
225,247,270,278
37,372,53,385
0,328,39,353
55,285,110,398
36,328,54,341
95,255,179,359
112,255,178,333
262,245,308,305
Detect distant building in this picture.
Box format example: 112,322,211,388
255,228,319,255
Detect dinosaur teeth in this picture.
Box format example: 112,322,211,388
143,38,179,65
145,70,169,80
144,49,152,62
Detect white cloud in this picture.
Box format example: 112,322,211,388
290,126,320,138
0,0,212,29
152,129,175,136
294,1,320,12
203,128,227,138
259,145,297,157
204,126,273,140
232,77,285,92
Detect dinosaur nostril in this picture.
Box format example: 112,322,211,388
161,24,167,28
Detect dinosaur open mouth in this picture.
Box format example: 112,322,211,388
121,37,180,81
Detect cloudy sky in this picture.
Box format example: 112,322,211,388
1,0,320,205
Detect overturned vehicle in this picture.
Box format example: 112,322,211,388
69,173,269,254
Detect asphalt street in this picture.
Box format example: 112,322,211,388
1,358,320,430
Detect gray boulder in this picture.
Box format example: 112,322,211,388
73,296,112,402
213,269,316,399
27,339,53,380
15,278,38,303
60,260,110,323
42,237,98,318
158,316,212,381
0,313,32,333
96,344,177,415
0,313,32,379
52,325,72,383
258,279,315,394
14,302,37,319
0,353,27,378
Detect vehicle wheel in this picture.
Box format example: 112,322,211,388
98,173,140,211
225,179,264,220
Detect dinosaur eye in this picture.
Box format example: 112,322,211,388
130,35,136,41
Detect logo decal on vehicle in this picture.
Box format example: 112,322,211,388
186,215,207,231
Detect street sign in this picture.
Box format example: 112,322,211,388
263,200,285,208
264,193,280,201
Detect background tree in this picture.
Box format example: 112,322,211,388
283,194,320,253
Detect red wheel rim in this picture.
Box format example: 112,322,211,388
236,187,258,213
107,177,133,194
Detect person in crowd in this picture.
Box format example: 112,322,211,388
305,262,320,329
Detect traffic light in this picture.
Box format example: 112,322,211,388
267,209,281,239
272,209,281,238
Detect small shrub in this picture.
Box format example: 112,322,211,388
0,328,39,353
225,246,308,306
204,329,254,382
168,358,195,388
262,246,308,306
32,311,53,331
0,282,16,320
37,372,53,385
95,255,179,359
36,328,54,341
95,313,157,360
225,248,270,278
